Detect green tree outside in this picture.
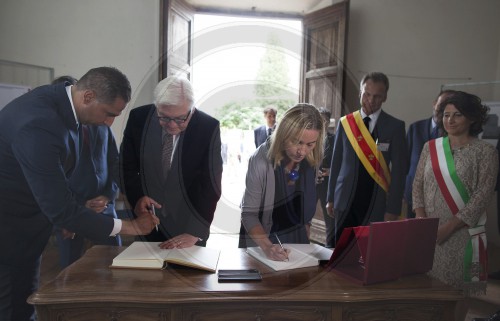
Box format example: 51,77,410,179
216,33,298,129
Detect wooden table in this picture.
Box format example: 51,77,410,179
29,245,462,321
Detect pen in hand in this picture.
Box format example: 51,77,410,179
274,233,289,262
150,203,159,232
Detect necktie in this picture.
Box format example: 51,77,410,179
80,125,90,156
82,125,90,147
76,124,83,159
363,116,371,132
162,131,173,180
267,128,272,137
430,126,439,139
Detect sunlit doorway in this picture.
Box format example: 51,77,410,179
191,14,302,248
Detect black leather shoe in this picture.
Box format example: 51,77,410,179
472,310,500,321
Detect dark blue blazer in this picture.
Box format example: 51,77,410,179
70,125,119,217
0,83,115,265
327,110,408,224
404,117,433,207
254,125,268,148
120,105,223,242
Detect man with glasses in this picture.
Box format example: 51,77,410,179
120,76,223,249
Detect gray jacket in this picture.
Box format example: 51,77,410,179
240,143,276,235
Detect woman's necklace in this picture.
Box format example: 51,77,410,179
449,136,474,152
285,163,300,185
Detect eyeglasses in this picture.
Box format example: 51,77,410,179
156,108,192,125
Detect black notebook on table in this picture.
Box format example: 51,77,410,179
217,269,262,282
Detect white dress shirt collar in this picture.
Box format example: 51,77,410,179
65,85,79,127
359,108,382,133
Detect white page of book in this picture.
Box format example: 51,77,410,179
112,242,220,271
246,243,333,271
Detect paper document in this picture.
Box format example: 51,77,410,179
246,243,332,271
111,241,220,272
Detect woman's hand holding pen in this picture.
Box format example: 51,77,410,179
248,226,290,261
263,243,290,262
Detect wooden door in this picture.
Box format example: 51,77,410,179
301,1,349,245
159,0,348,247
160,0,194,80
301,1,349,120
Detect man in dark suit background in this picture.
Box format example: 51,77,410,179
326,72,408,244
316,107,335,248
120,76,223,250
0,67,158,321
404,90,455,217
254,106,277,148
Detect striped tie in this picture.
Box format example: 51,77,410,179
162,131,173,180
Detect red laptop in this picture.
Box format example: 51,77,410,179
328,218,439,285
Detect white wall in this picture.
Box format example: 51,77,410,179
0,0,160,143
345,0,500,125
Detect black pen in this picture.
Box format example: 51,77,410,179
150,203,158,232
274,233,289,262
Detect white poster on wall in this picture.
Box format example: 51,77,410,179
0,83,31,111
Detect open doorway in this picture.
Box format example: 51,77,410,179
191,14,302,248
161,0,349,247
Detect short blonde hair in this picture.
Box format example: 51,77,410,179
267,103,325,168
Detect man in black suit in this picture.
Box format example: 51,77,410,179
327,72,409,244
120,76,223,250
0,67,159,321
254,106,277,148
404,90,455,217
316,107,335,247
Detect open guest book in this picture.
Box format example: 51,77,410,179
111,241,220,272
246,243,333,271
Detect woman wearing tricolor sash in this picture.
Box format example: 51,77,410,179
413,91,498,319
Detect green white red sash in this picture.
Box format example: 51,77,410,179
340,111,391,192
429,137,487,285
428,137,468,214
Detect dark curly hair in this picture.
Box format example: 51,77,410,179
437,91,489,137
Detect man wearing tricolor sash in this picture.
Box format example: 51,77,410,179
412,91,498,320
326,72,408,245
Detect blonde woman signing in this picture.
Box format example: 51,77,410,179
412,91,498,320
239,104,325,261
